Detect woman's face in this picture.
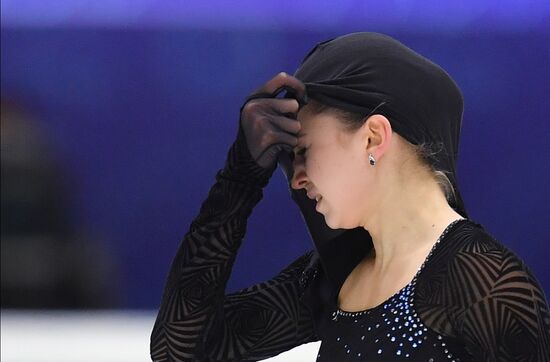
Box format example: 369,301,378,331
291,107,376,229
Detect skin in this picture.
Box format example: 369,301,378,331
290,104,464,311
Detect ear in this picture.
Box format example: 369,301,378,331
361,114,393,161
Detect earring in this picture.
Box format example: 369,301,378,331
369,153,376,166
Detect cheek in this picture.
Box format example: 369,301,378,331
306,147,367,202
309,151,347,192
331,154,369,205
304,151,323,181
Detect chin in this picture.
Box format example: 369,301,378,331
325,219,355,230
321,211,341,230
323,211,359,230
324,217,337,229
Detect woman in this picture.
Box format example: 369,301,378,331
150,32,550,361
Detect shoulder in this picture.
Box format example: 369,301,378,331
418,218,546,307
447,219,533,283
423,219,524,274
416,219,550,353
433,220,550,359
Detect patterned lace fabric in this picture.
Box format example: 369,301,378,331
150,128,550,361
150,128,320,361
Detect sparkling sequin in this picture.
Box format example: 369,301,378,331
321,219,465,361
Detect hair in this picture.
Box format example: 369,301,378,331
304,98,457,207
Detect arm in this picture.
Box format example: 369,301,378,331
150,127,320,361
459,249,550,361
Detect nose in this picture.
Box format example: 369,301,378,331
290,160,308,191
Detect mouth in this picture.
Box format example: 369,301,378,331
315,196,322,211
307,192,322,203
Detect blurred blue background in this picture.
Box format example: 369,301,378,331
1,1,549,310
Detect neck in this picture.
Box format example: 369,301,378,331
360,175,464,274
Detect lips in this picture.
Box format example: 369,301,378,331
316,197,322,210
307,192,322,202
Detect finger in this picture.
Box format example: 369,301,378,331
255,141,296,168
256,72,306,102
259,98,300,116
282,87,308,108
242,98,300,122
241,99,299,128
260,124,298,150
264,128,299,150
267,114,301,136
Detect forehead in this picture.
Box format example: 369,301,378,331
297,106,341,136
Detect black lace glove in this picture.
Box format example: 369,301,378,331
238,72,308,173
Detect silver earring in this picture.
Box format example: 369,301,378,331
369,153,376,166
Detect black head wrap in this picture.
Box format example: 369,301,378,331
289,32,469,293
294,31,468,219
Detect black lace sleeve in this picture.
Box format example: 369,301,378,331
150,127,320,361
456,243,550,361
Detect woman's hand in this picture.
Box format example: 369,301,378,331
239,72,308,171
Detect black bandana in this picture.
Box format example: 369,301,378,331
294,31,468,219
